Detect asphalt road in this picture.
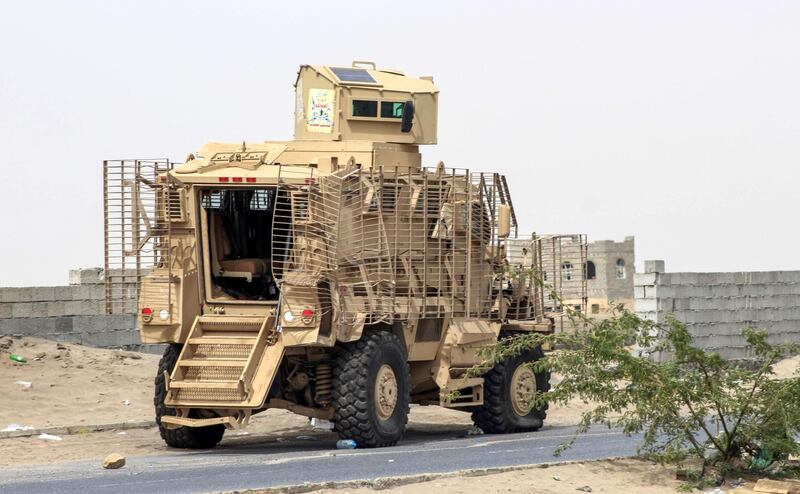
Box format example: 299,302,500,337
0,425,641,494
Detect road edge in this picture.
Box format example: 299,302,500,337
219,456,631,494
0,420,156,439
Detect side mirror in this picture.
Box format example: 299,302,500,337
497,204,511,238
401,100,414,133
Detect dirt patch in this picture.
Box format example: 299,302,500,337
0,336,159,429
277,459,687,494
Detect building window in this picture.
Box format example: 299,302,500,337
591,304,600,314
616,259,626,279
585,261,596,280
562,262,573,281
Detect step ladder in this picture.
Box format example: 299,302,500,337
164,314,284,409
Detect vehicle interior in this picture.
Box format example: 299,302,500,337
200,188,289,301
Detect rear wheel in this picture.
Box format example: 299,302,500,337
154,343,226,449
332,331,411,448
471,346,549,433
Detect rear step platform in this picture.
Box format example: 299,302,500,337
165,314,284,410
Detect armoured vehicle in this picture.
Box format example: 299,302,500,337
103,63,586,449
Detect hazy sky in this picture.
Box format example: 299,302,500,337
1,1,798,286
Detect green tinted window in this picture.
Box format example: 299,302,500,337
352,100,378,117
381,102,404,118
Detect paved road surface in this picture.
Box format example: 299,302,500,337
0,425,640,494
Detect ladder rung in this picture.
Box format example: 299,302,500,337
187,337,257,345
170,381,241,390
179,359,246,367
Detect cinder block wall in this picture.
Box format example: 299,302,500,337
0,268,163,354
635,260,800,360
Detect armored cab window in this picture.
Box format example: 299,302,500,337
380,101,404,119
352,100,378,117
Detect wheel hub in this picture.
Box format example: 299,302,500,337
510,365,537,416
375,364,398,420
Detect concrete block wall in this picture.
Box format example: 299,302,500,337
635,261,800,360
0,268,163,354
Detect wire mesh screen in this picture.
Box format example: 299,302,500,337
103,159,176,314
506,234,588,328
271,166,348,325
271,165,517,327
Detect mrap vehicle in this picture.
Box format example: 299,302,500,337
103,62,585,449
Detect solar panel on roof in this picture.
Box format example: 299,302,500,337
330,67,377,84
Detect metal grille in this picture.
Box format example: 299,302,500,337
184,366,243,381
174,388,244,402
193,344,252,360
271,165,518,327
103,160,178,314
506,234,588,329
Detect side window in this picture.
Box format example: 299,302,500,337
380,101,404,118
352,100,378,117
616,259,626,279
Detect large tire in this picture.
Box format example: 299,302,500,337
154,343,226,449
471,346,550,434
332,331,411,448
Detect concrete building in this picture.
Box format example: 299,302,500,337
585,236,635,315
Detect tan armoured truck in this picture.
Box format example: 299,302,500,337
103,63,579,449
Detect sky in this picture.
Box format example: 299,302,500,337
0,1,798,286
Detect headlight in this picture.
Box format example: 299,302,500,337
283,311,294,322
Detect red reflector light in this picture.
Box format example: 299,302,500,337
159,176,167,183
246,177,257,183
304,178,316,185
232,177,243,183
141,308,153,315
219,177,229,182
301,309,315,317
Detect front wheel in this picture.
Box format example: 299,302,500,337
471,346,550,433
154,343,226,449
332,331,411,448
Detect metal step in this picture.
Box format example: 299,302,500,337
164,313,285,409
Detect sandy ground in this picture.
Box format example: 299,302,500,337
0,336,589,467
326,459,687,494
0,336,159,428
1,336,799,494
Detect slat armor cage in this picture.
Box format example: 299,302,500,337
271,164,528,329
103,159,179,315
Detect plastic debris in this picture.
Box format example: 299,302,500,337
576,487,593,492
9,354,27,363
336,439,357,449
553,476,561,481
2,424,34,432
38,433,63,441
310,418,334,431
466,426,484,436
296,435,319,441
14,381,32,389
116,432,127,436
121,400,130,406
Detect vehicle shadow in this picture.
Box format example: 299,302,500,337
202,421,478,457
